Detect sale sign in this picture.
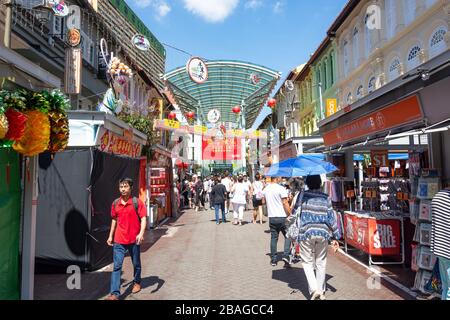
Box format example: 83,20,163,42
371,150,388,167
344,212,401,256
202,136,241,160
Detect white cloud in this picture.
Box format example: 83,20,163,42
183,0,239,23
245,0,262,9
134,0,152,8
156,2,171,18
273,1,284,14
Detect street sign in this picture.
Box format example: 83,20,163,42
207,109,220,124
326,98,337,117
186,57,208,84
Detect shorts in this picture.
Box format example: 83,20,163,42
252,195,263,207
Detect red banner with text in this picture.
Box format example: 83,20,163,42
343,212,401,256
202,136,241,161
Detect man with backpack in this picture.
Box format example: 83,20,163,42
105,178,147,300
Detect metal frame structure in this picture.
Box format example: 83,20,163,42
163,60,281,129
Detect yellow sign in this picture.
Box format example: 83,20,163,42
231,129,243,137
194,125,207,134
164,119,180,129
326,99,337,117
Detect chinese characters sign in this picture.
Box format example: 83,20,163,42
202,137,241,161
97,128,142,158
186,57,208,84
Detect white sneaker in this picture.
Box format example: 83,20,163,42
319,293,326,300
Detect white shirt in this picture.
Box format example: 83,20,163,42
221,177,232,192
262,183,288,218
244,180,252,194
252,181,264,199
231,183,248,204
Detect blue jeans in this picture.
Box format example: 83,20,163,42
110,243,141,296
439,256,450,300
214,202,226,223
269,217,291,260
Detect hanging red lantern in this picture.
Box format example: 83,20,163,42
232,105,241,114
186,111,195,119
183,162,189,169
168,112,177,120
268,98,277,108
175,160,183,168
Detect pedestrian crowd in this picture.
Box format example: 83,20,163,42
106,172,341,301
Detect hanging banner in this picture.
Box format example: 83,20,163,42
186,57,208,84
202,137,241,161
64,47,81,94
154,119,266,140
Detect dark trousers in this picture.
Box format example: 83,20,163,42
269,217,291,260
214,202,226,223
110,243,141,296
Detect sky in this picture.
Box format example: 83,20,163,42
126,0,348,128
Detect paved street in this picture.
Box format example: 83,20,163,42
35,208,413,300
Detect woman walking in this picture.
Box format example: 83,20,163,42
298,175,340,300
252,173,265,224
230,176,248,225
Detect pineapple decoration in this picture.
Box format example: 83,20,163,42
0,90,28,142
0,104,8,140
12,91,51,156
44,89,70,153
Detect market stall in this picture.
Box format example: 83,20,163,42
34,111,147,272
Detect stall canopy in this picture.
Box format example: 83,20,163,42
164,60,281,129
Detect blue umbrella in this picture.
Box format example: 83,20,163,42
266,155,338,177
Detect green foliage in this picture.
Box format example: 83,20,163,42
42,89,71,112
0,90,27,112
25,91,50,114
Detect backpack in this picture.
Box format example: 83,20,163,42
113,197,141,223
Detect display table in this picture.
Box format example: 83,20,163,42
343,211,405,265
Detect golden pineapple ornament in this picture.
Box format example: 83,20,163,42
0,113,9,139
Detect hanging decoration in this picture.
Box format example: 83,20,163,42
268,98,277,108
186,111,195,119
12,92,51,156
232,105,241,114
4,108,27,142
131,34,150,51
0,112,8,140
0,90,27,142
186,57,208,84
44,89,70,153
168,112,177,120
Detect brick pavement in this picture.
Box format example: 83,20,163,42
35,208,414,300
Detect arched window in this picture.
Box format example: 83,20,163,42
356,85,364,99
368,76,376,93
403,0,416,26
407,45,422,70
343,40,350,76
330,53,334,85
388,58,401,81
353,27,360,67
364,14,373,57
346,92,353,105
385,0,397,39
429,27,448,58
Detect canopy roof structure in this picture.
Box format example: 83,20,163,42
163,60,281,129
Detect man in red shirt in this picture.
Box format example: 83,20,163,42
105,178,147,300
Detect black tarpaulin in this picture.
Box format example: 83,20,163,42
36,150,92,273
89,149,140,270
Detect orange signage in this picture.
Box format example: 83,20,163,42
326,98,337,117
323,95,422,146
371,150,388,167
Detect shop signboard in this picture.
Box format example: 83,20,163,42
323,95,422,147
186,57,208,84
64,48,81,94
371,150,388,167
344,212,401,256
279,127,286,142
326,98,337,117
202,137,241,161
96,127,142,158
